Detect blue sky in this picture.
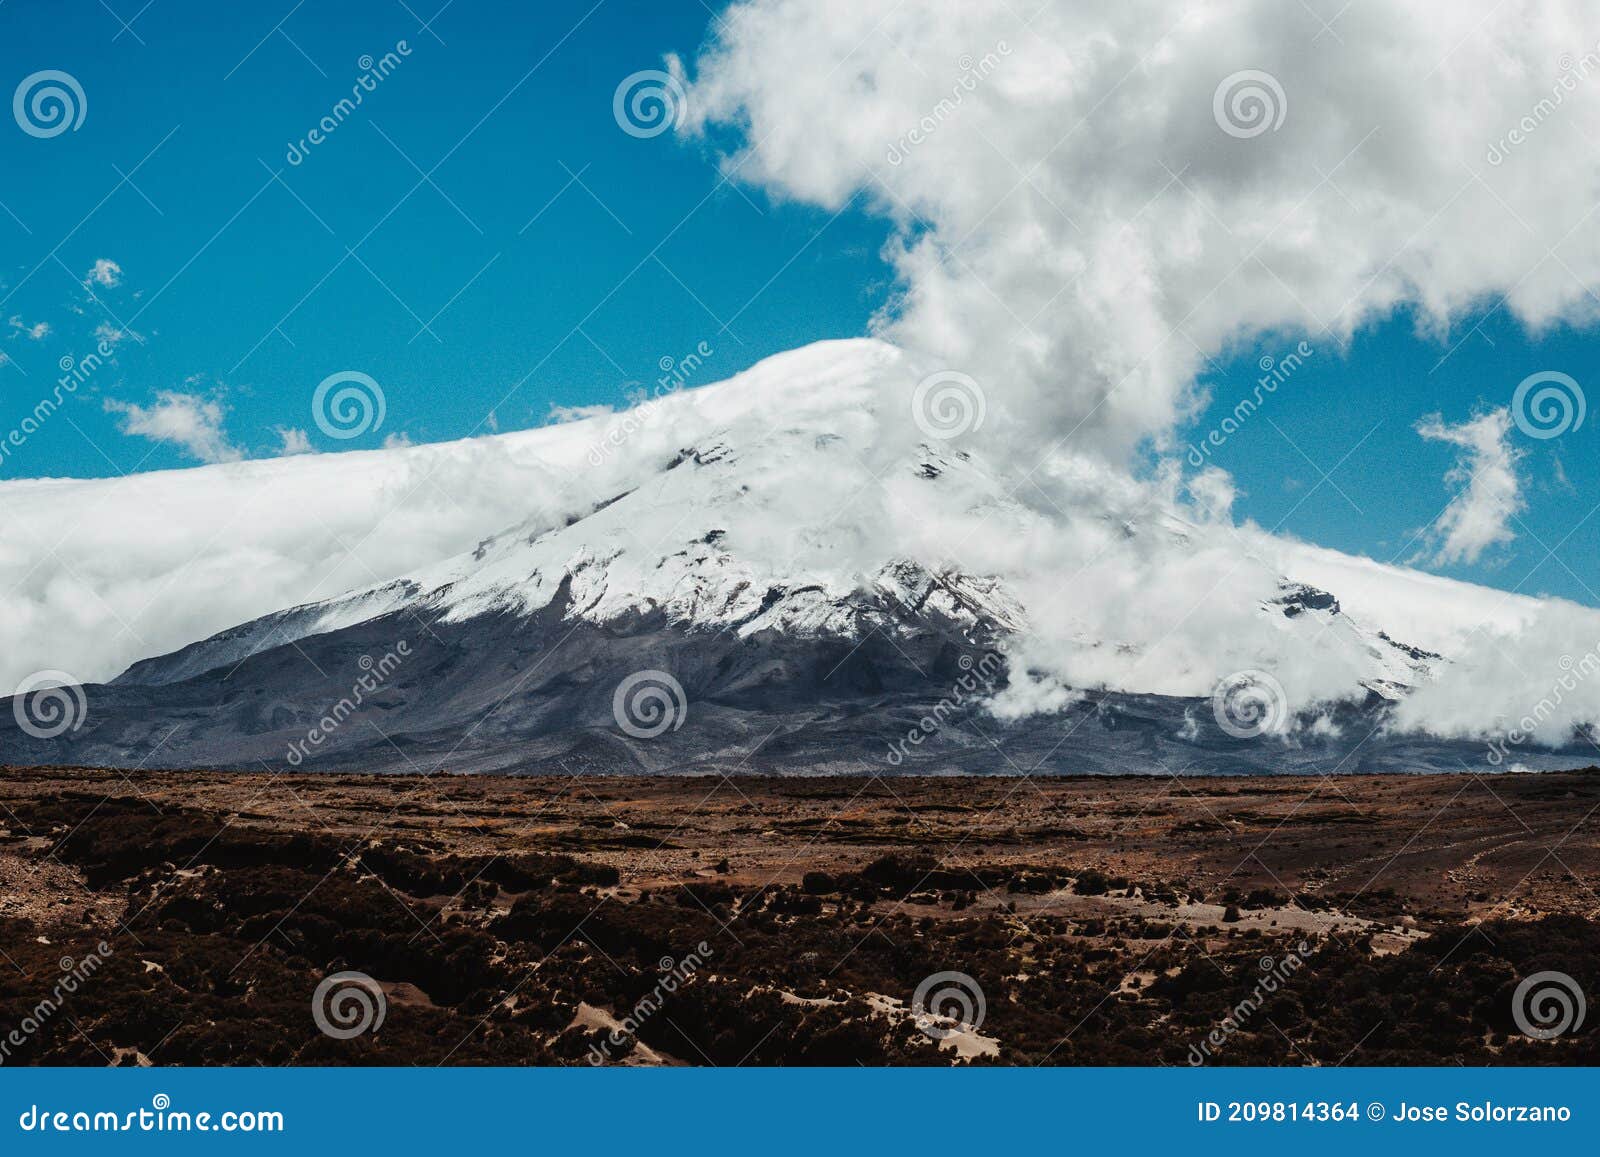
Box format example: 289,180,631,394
0,0,889,459
2,0,1597,606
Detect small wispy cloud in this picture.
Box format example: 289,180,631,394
105,391,243,464
1414,408,1523,567
274,427,313,456
381,431,413,449
94,321,129,348
8,315,49,340
545,402,613,425
84,258,123,288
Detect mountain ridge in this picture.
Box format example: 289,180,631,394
6,339,1598,773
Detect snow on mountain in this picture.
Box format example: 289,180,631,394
0,340,894,692
8,338,1600,751
114,341,1440,721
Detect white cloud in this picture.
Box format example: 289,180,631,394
85,258,123,288
1186,466,1237,523
682,1,1600,467
382,431,413,449
8,316,49,340
105,391,243,464
1414,409,1523,566
275,427,314,456
546,402,615,425
94,322,128,348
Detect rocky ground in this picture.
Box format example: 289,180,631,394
2,764,1598,1066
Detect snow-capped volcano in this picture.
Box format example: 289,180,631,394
113,339,1433,702
2,339,1597,774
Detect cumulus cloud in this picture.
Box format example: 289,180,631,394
382,431,414,449
84,258,123,288
275,427,314,456
1414,409,1524,565
681,0,1600,467
673,0,1600,739
105,391,243,464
